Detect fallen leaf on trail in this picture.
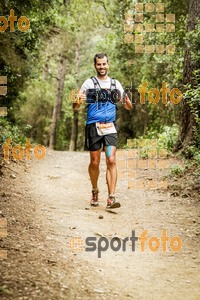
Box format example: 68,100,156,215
95,232,104,237
48,175,61,179
10,174,16,179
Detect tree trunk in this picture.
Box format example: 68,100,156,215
49,54,67,149
69,110,79,151
69,42,80,151
174,0,200,154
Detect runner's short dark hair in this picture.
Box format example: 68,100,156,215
94,53,108,64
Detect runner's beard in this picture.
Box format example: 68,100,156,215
96,69,108,77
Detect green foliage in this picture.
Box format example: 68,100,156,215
144,124,179,150
138,148,149,159
187,146,200,163
0,286,12,295
170,164,185,177
17,76,54,145
0,0,199,157
0,0,60,123
125,123,179,159
0,118,26,145
101,0,189,146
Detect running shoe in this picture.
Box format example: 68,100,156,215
106,195,121,209
90,188,99,207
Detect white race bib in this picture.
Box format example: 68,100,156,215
96,122,117,136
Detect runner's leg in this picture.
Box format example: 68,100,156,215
105,146,117,195
89,150,101,189
106,168,110,195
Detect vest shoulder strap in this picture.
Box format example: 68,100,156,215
110,78,116,90
91,77,116,90
91,77,101,89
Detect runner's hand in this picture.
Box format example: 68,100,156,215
78,91,86,104
120,94,133,110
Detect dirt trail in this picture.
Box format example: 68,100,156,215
0,150,199,299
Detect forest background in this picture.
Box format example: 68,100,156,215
0,0,199,173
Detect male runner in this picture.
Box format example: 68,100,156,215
79,53,132,208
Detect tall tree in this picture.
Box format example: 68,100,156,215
69,42,80,151
49,54,68,149
174,0,200,154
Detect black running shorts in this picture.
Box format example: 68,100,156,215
84,122,117,151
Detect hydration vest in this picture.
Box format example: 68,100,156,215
91,76,116,93
85,77,120,109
